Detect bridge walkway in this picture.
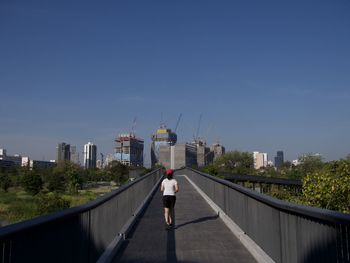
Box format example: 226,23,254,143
113,175,257,263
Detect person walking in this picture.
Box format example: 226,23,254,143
161,169,179,229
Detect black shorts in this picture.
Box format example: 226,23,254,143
163,195,176,208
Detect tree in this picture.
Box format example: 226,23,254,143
21,171,43,195
214,151,254,174
302,159,350,213
67,168,83,194
107,161,129,185
51,161,84,193
298,153,324,176
45,173,67,193
0,172,11,192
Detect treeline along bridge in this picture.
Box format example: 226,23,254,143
0,168,349,263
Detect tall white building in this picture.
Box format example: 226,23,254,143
253,151,268,169
84,142,97,169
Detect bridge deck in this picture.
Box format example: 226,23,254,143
113,175,256,263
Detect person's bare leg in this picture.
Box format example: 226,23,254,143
164,208,170,225
168,208,173,225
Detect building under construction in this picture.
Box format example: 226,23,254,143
194,139,213,167
115,133,144,167
151,126,177,167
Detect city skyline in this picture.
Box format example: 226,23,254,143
1,1,350,164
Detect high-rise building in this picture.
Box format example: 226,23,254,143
253,151,268,169
84,142,97,169
151,126,177,167
115,133,144,167
70,145,79,165
56,143,70,162
274,151,284,169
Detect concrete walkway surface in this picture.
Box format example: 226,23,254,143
113,175,257,263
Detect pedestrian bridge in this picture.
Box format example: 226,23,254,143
1,168,349,263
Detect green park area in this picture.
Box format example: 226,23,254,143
0,161,150,226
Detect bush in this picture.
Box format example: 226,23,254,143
21,171,43,195
36,193,71,215
0,172,11,192
303,159,350,213
45,173,67,193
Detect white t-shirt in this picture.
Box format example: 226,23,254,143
161,178,178,196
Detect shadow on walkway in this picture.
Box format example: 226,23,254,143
175,215,219,229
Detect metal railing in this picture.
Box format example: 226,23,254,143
176,168,350,263
223,173,302,187
0,169,162,263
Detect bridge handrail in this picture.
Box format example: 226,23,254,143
177,167,350,263
184,167,350,223
223,173,302,186
0,168,163,263
0,168,162,238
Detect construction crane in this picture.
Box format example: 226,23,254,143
174,113,182,133
194,113,203,143
131,117,137,135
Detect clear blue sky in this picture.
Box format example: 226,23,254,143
1,0,350,165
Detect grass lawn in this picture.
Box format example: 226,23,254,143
0,185,118,226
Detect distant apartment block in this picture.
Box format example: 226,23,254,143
56,143,71,162
96,159,103,169
253,151,268,169
29,160,56,170
84,142,97,169
115,133,144,167
210,143,225,161
292,159,301,166
105,154,114,167
0,149,22,168
0,148,56,170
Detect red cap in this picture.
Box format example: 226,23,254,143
165,169,173,175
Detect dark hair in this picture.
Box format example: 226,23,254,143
166,174,173,180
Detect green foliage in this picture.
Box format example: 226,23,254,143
67,168,83,194
255,165,278,177
36,193,71,215
21,171,43,195
50,161,84,193
213,151,254,174
45,173,67,192
269,185,304,204
107,161,129,185
0,191,38,224
201,164,218,176
272,154,325,180
0,172,12,192
297,153,324,177
302,159,350,213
